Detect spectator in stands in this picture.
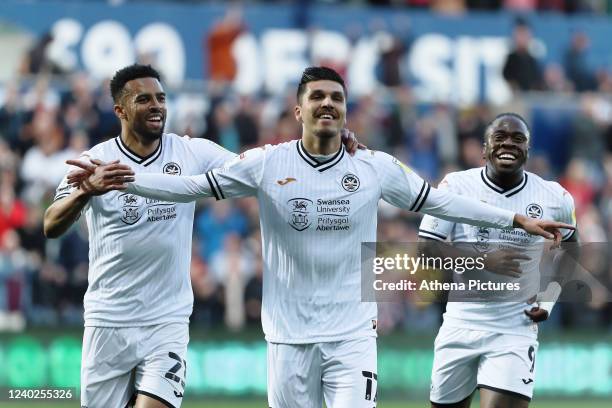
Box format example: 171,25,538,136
0,181,27,241
206,6,246,84
0,85,26,150
502,18,544,91
194,200,248,261
564,31,597,92
190,244,224,327
20,108,75,204
211,233,256,330
20,32,64,76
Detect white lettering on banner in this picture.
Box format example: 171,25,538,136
81,20,134,80
409,34,453,102
261,29,309,94
48,18,186,85
455,36,479,105
346,36,379,94
480,37,513,104
232,33,262,94
409,33,516,105
134,23,185,86
46,19,535,105
48,18,83,72
311,30,351,65
233,29,380,96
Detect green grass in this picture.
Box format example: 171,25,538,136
2,400,610,408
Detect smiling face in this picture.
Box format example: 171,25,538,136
115,77,166,142
294,80,346,139
484,115,530,175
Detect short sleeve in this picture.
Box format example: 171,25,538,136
377,152,431,212
207,146,267,200
53,151,91,202
185,136,236,173
418,174,456,241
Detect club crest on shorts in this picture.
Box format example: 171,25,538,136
163,162,181,176
341,173,360,192
526,203,543,219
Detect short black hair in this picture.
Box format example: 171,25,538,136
296,66,346,103
110,64,161,103
486,112,531,139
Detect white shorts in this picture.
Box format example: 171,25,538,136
81,322,189,408
430,325,538,404
267,337,377,408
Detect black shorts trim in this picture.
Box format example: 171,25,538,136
477,384,531,402
135,390,176,408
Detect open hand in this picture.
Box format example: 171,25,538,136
483,248,530,278
524,306,549,323
513,215,574,246
341,128,366,156
66,158,135,195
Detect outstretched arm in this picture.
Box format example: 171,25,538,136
378,153,573,242
124,146,265,203
421,187,573,242
127,172,215,202
45,159,134,238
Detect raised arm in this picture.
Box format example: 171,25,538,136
378,152,573,241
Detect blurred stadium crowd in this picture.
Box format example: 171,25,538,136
64,0,612,16
0,5,611,334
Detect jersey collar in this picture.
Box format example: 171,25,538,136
296,139,345,172
480,168,528,198
115,135,163,167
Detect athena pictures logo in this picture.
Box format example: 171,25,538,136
341,173,360,192
287,198,313,231
163,162,182,175
526,203,543,219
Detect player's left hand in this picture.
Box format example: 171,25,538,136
513,215,574,246
524,306,549,323
66,158,134,193
66,158,106,187
341,128,366,156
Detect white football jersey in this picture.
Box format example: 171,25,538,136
127,140,517,344
419,167,576,337
54,133,234,327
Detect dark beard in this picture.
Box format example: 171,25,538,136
314,128,337,139
133,120,164,142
